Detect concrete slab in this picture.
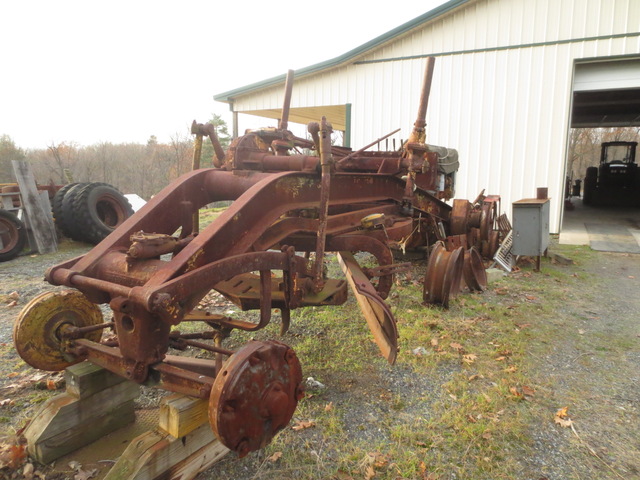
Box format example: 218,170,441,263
560,198,640,253
585,224,640,253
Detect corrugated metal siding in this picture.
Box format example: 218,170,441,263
231,0,640,233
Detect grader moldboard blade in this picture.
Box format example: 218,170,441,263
13,56,502,458
337,251,398,364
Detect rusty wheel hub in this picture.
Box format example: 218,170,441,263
208,340,303,457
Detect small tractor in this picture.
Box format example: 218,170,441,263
583,141,640,207
13,58,503,457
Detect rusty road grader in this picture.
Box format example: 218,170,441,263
13,58,502,458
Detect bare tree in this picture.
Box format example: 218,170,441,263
45,142,79,183
0,135,26,182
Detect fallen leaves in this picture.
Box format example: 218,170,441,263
509,386,522,398
68,461,98,480
462,354,477,365
554,406,573,428
360,452,390,479
291,420,316,431
1,291,20,308
0,443,26,470
508,385,535,400
266,451,282,463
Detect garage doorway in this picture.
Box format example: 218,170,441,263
560,57,640,252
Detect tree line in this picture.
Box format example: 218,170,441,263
0,115,230,200
567,126,640,184
2,123,639,200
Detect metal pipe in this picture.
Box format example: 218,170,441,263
409,56,436,143
337,128,401,167
191,125,204,234
279,69,295,131
312,117,333,291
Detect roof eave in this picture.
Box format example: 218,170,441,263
214,0,469,103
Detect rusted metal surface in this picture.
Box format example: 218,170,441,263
422,242,464,308
450,199,471,235
337,251,399,364
462,247,488,292
13,56,509,457
209,340,303,457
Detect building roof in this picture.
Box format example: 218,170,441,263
213,0,469,103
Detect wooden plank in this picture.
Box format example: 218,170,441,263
28,400,135,464
159,394,209,438
162,437,230,480
24,381,139,452
104,423,229,480
65,362,128,399
11,160,57,253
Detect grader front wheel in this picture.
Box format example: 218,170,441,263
208,340,303,458
13,290,104,371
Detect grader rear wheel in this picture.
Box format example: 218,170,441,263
13,290,104,371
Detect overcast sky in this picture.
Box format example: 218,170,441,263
1,1,447,150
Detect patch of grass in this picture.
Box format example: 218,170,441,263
184,244,615,479
199,206,228,229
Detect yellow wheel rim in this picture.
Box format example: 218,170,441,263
13,290,103,371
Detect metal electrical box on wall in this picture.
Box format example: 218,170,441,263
512,198,550,256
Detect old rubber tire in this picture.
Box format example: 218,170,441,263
0,209,27,262
71,182,133,244
51,182,78,236
59,182,89,240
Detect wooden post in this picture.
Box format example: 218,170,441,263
159,394,209,438
11,160,57,254
105,394,229,480
24,362,139,464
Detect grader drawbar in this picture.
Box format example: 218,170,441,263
14,57,499,458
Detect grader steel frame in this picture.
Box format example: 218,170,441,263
14,58,495,457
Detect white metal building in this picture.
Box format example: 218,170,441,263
214,0,640,233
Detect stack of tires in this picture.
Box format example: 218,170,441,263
52,182,134,245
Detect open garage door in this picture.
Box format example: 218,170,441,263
572,58,640,128
561,57,640,251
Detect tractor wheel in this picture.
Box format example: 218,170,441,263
0,209,27,262
70,182,133,245
59,182,89,240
